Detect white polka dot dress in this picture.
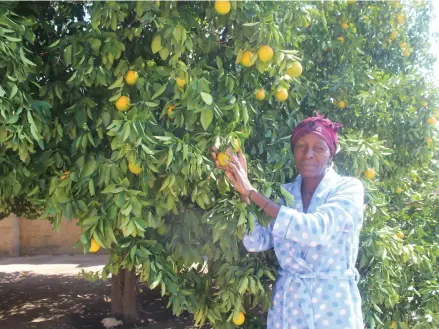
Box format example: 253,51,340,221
243,168,365,329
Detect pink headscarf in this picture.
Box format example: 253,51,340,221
291,112,343,156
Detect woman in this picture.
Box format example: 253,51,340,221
212,113,365,329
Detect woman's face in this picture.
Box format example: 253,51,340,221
293,133,332,179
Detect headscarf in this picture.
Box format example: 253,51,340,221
291,112,343,156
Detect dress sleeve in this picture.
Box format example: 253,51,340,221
242,220,275,252
272,178,364,247
242,196,287,252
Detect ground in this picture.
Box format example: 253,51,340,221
0,255,198,329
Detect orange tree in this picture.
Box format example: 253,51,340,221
1,1,438,328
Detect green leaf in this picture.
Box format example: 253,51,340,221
19,47,37,66
89,179,95,196
200,108,213,130
48,39,61,48
151,35,162,54
9,84,18,99
81,157,98,179
166,147,173,168
102,184,116,194
63,44,73,66
108,75,124,89
159,47,170,60
151,84,167,100
200,92,213,105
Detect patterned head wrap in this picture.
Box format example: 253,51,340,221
291,112,343,156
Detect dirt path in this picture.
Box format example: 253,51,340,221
0,255,196,329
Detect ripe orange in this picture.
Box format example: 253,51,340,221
364,168,376,180
395,187,403,194
115,96,130,112
337,100,346,109
400,42,407,49
214,0,231,15
286,61,303,78
167,104,176,116
425,137,432,145
255,89,265,100
240,51,254,67
176,77,186,88
128,162,142,175
402,47,412,57
257,45,274,62
337,36,345,43
342,22,349,30
125,70,139,85
275,88,288,102
389,31,397,40
232,312,245,326
217,152,231,166
397,15,404,24
426,117,437,125
89,239,101,253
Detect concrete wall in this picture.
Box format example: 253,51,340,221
0,215,84,257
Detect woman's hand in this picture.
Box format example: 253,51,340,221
224,148,255,197
211,147,252,204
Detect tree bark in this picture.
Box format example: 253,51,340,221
111,270,124,319
111,268,139,323
121,268,139,322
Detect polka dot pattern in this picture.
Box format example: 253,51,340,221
242,168,365,329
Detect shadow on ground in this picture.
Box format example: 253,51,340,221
0,271,196,329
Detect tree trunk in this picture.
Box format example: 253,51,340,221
111,268,139,323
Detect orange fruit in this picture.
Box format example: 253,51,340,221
89,239,101,253
337,36,345,43
125,70,139,85
364,168,376,180
214,0,231,15
395,187,403,194
167,104,176,116
397,15,404,24
257,45,274,62
115,96,130,112
255,89,265,100
425,137,432,145
61,170,71,180
391,320,397,329
389,31,397,40
400,42,407,49
342,22,349,30
217,152,231,166
232,312,245,326
176,77,186,88
275,88,288,102
337,100,346,109
128,162,142,175
402,47,412,57
426,117,437,125
286,61,303,78
396,232,405,239
240,51,254,67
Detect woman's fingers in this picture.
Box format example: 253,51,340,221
225,170,237,186
211,151,217,161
